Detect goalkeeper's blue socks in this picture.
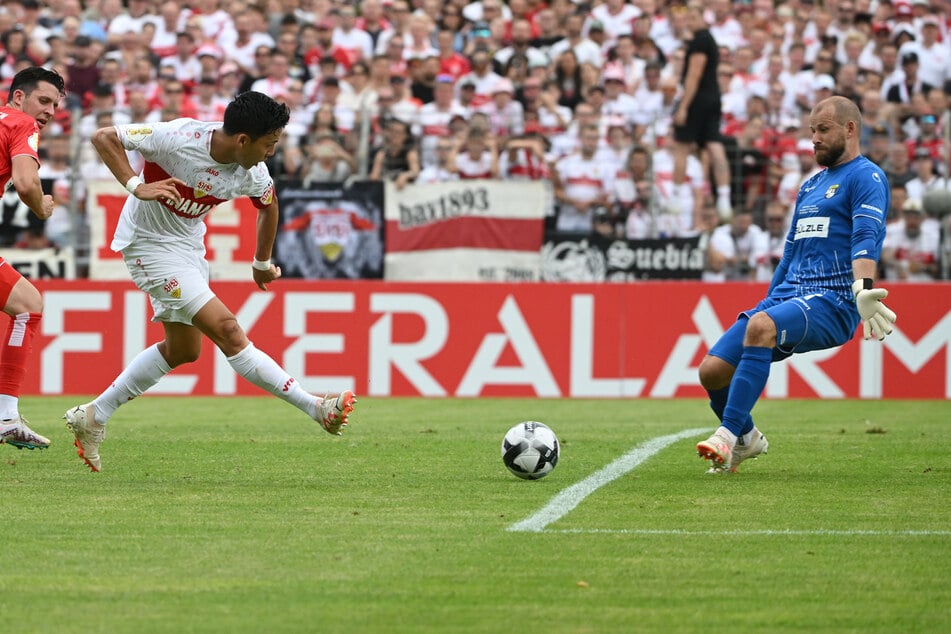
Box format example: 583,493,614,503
707,385,755,436
720,346,773,437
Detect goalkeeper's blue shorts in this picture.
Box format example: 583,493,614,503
708,291,860,368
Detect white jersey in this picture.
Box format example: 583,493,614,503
112,119,274,251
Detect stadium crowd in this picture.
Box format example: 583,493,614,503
0,0,949,280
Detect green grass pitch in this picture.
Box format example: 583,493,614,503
1,396,949,634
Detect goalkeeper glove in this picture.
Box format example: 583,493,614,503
852,278,897,341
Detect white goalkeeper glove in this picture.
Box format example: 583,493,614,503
852,279,897,341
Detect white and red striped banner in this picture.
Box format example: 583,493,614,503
383,180,547,281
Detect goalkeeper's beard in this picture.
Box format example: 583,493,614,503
816,138,846,168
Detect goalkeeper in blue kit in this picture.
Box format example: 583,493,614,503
696,96,898,473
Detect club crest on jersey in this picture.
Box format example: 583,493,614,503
824,184,840,199
194,180,212,198
260,184,274,205
163,277,181,299
27,132,39,151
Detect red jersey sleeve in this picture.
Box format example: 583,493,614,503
0,108,41,183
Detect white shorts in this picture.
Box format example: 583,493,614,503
121,240,215,324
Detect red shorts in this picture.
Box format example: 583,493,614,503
0,258,23,308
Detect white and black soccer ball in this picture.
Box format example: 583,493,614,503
501,421,560,480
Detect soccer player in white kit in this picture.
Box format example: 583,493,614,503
65,91,356,472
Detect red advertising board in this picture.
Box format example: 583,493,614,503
26,280,951,399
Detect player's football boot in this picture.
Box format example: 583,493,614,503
315,390,356,435
727,427,768,473
697,431,733,472
64,403,106,472
0,416,51,450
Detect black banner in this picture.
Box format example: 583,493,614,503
274,180,384,279
541,232,704,281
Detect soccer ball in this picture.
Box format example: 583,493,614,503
501,421,560,480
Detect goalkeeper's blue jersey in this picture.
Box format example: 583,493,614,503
769,154,889,302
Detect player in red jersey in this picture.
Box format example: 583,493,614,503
0,67,64,450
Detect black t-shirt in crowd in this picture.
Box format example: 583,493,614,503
682,28,720,102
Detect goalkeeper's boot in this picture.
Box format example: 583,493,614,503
697,430,733,472
728,427,768,472
0,416,51,450
315,390,356,435
64,402,105,472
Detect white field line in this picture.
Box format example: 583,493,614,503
507,427,711,533
545,528,951,537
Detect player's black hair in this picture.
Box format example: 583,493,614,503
7,66,65,104
222,91,290,140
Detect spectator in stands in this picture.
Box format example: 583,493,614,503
66,35,100,102
776,138,820,217
220,10,275,75
863,123,891,169
753,201,789,282
698,205,730,282
888,183,908,224
250,50,296,98
298,134,355,185
552,49,584,110
549,13,603,69
436,28,470,79
457,48,502,109
478,78,524,142
881,197,940,281
416,137,459,185
905,147,949,202
498,132,550,182
332,5,374,68
906,113,943,165
193,76,228,123
78,82,129,139
416,74,465,168
495,19,548,73
448,125,499,180
37,133,78,248
369,117,420,189
672,3,733,221
886,52,932,122
707,209,765,281
884,141,916,189
551,124,614,234
150,77,197,122
105,0,154,47
160,31,202,85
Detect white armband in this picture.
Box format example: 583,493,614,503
252,259,272,271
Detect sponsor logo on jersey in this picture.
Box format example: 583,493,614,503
27,132,39,151
824,184,839,199
794,216,830,240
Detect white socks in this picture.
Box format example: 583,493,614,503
715,425,738,446
92,342,318,424
0,395,18,420
227,343,317,418
94,343,172,423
